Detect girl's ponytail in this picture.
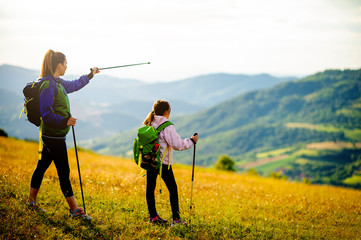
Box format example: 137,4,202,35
143,100,170,126
40,50,54,77
143,110,155,126
40,49,66,77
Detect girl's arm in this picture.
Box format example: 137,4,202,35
162,125,194,151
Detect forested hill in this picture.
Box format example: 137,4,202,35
92,69,361,168
174,69,361,164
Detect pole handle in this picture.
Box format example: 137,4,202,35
192,133,198,144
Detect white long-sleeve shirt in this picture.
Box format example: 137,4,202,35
151,115,194,165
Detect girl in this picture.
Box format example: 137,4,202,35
27,49,100,221
143,100,198,226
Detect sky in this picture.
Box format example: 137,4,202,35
0,0,360,82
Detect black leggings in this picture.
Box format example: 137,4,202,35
30,136,74,198
146,165,180,220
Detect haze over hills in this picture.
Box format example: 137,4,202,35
2,64,360,188
88,68,361,188
90,69,361,158
0,64,295,140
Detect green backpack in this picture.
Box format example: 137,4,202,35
133,121,173,171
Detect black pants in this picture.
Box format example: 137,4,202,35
146,165,180,220
30,136,74,198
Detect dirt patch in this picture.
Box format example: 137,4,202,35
306,142,361,150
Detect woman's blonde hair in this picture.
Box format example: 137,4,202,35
40,49,66,77
143,100,171,126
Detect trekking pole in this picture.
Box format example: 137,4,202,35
72,126,86,214
91,62,151,71
189,133,198,224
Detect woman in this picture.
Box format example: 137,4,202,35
143,100,198,226
27,49,99,221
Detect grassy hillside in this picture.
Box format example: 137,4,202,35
1,137,361,239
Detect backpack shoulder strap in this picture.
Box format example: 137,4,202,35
39,78,58,98
156,121,173,133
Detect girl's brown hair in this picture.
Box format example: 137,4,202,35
40,50,66,77
143,100,171,126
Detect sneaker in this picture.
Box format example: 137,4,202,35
149,215,168,225
172,219,187,226
26,201,46,213
70,208,92,222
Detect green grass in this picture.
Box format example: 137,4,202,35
344,129,361,142
253,156,294,174
294,158,312,165
256,147,294,159
293,149,320,158
247,142,361,186
317,125,361,141
342,175,361,186
337,108,361,118
286,122,361,142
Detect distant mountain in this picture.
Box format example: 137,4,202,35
118,73,297,107
0,65,39,97
0,88,38,139
90,69,361,167
0,64,295,140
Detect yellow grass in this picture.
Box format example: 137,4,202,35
1,136,361,239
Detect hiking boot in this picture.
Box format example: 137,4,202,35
26,201,46,213
70,208,92,222
172,219,187,226
149,215,168,225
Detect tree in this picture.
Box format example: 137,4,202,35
215,155,236,171
0,128,8,137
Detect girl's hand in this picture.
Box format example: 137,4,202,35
67,117,77,126
191,134,198,143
